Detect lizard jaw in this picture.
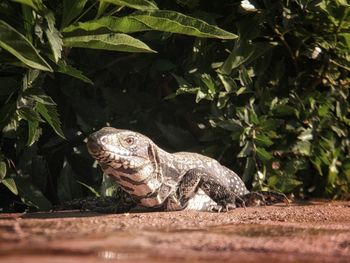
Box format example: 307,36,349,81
95,151,142,170
87,137,147,170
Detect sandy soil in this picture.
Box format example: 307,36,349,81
0,200,349,263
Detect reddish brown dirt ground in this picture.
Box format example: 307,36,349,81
0,200,349,263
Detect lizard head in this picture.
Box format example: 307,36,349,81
87,127,154,171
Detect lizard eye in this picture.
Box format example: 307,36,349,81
125,137,134,145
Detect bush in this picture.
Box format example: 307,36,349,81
170,0,350,198
0,0,349,211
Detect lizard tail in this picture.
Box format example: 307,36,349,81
53,196,136,213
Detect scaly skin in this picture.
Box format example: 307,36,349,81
86,127,287,212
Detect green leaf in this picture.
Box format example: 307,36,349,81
23,69,40,90
2,178,19,195
77,181,100,197
130,10,237,39
255,147,272,161
17,107,42,145
63,10,237,40
0,103,16,130
218,74,238,93
236,86,247,96
61,0,88,28
18,107,42,122
11,0,46,13
239,66,253,87
15,176,52,210
335,0,350,6
331,125,346,137
219,41,272,75
293,141,311,156
311,157,323,176
0,20,52,71
36,102,65,139
248,108,259,124
172,73,192,88
343,159,350,180
217,91,230,109
200,73,216,95
255,134,273,147
242,157,255,184
21,4,35,42
44,12,63,62
298,128,313,141
58,159,82,202
99,0,158,10
268,175,302,193
96,2,110,18
62,16,138,35
27,120,40,146
0,161,6,180
101,173,120,197
63,33,156,53
22,88,56,105
53,59,93,84
339,33,350,48
194,88,209,102
2,118,19,134
217,119,243,132
238,141,253,158
260,119,283,131
273,104,295,117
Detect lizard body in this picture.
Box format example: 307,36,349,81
87,127,286,212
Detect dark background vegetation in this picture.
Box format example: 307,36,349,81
0,0,349,212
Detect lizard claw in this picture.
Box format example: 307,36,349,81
209,205,224,212
225,203,237,211
209,203,237,212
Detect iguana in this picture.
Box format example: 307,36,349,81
81,127,287,213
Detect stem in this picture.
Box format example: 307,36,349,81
329,59,350,72
72,2,97,25
274,28,298,72
334,7,349,35
106,6,124,17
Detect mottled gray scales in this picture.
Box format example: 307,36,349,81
87,127,287,212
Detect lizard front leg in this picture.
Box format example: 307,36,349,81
176,169,244,212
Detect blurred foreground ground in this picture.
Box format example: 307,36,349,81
0,200,349,263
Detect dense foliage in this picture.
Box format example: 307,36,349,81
0,0,349,212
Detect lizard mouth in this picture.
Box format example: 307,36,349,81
87,136,145,170
86,138,101,155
